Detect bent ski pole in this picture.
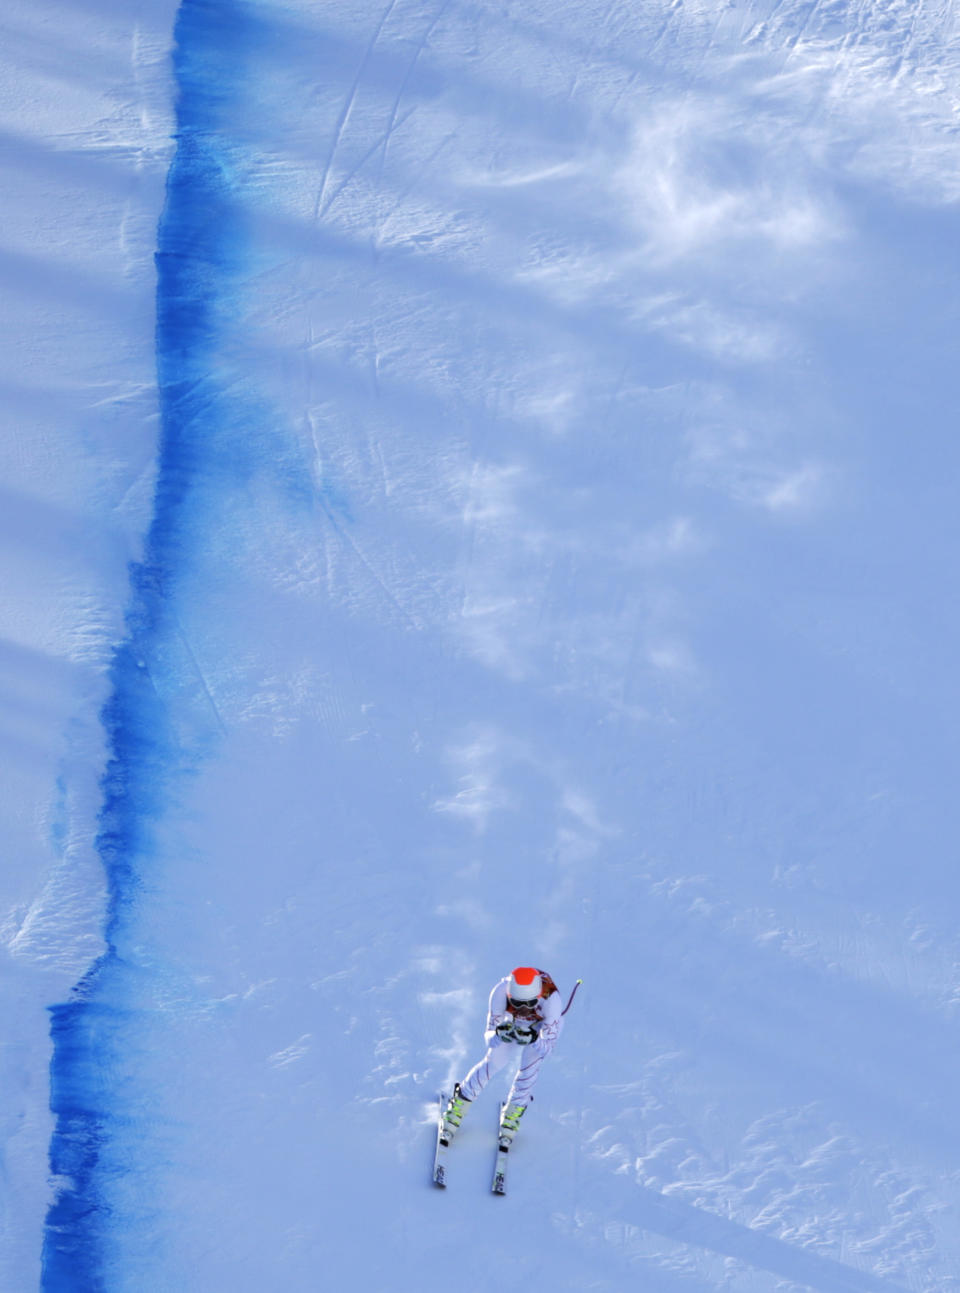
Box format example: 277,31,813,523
561,979,583,1016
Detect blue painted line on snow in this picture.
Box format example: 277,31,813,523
41,4,255,1286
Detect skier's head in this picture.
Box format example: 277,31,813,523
508,966,542,1007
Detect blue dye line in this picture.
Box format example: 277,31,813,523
41,4,253,1286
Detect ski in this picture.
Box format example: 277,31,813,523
433,1094,450,1187
492,1103,510,1195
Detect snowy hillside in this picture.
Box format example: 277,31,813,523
3,0,960,1289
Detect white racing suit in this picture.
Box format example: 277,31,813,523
459,976,563,1109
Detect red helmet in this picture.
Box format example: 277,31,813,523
508,966,542,1003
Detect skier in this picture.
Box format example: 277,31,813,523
442,966,563,1147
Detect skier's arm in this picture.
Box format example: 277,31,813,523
534,990,564,1052
485,980,511,1046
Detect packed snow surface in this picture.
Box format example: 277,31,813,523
3,0,960,1289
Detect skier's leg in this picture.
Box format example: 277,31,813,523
496,1040,549,1144
459,1036,514,1101
505,1037,549,1108
443,1039,514,1139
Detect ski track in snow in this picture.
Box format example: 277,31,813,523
1,0,959,1288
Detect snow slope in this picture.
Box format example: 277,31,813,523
4,0,960,1289
0,0,177,1284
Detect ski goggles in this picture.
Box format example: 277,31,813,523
507,997,540,1012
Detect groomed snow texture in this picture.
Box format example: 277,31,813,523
2,0,960,1290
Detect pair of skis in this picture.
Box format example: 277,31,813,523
433,1097,512,1194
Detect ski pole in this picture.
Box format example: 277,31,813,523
561,979,583,1016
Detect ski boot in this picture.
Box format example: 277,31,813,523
441,1083,471,1145
498,1101,526,1148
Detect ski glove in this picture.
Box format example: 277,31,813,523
513,1023,538,1045
495,1020,516,1042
